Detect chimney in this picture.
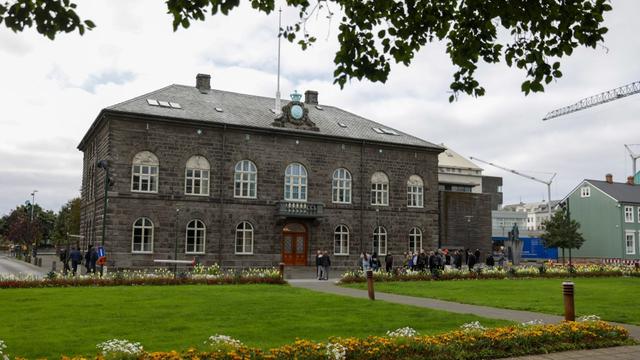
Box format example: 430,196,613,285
605,173,613,184
627,176,635,185
304,90,318,105
196,73,211,94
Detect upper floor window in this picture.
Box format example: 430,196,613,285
371,172,389,206
185,156,210,196
409,227,422,253
580,186,591,198
132,217,153,253
334,225,349,255
373,226,387,255
185,219,206,254
284,163,307,202
625,206,634,223
234,160,257,198
131,151,159,193
332,168,352,204
235,221,254,254
407,175,424,208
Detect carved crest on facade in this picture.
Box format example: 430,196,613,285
272,91,319,132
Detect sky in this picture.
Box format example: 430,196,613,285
1,0,639,216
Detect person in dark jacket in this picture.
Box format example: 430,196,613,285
84,245,93,273
385,252,394,273
467,251,477,271
453,250,462,269
427,251,438,276
70,247,82,275
486,254,495,267
59,248,70,275
474,249,481,263
315,250,322,280
417,250,427,271
320,250,331,280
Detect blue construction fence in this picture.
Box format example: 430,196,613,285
492,237,558,260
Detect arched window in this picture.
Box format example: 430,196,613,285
235,221,254,254
371,172,389,206
186,219,206,254
284,163,307,201
132,217,153,253
332,168,352,203
334,225,349,255
409,227,422,253
131,151,159,193
234,160,257,198
407,175,424,208
373,226,387,255
185,156,210,196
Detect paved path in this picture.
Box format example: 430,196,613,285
289,279,640,359
0,255,47,277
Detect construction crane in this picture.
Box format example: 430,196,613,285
542,80,640,121
469,156,557,217
625,144,640,179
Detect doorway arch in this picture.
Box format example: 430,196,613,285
282,223,308,266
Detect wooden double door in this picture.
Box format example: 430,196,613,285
282,223,308,266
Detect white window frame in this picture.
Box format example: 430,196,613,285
234,160,258,199
580,186,590,198
637,207,640,224
409,227,422,253
334,225,350,255
332,168,352,204
284,163,308,202
132,217,154,253
373,226,387,256
371,172,389,206
625,231,636,255
235,221,254,255
131,151,159,193
625,206,634,223
407,175,424,208
185,219,206,254
185,156,210,196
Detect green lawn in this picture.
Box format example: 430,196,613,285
0,284,509,358
346,277,640,325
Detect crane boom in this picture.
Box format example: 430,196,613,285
469,156,556,217
542,80,640,121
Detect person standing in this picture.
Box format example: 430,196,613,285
320,250,331,280
84,245,93,274
474,248,481,263
453,250,462,269
70,247,82,275
385,252,394,273
315,250,323,280
59,247,70,275
361,252,371,271
467,250,477,271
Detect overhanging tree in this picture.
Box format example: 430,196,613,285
541,207,585,264
1,0,612,100
52,197,81,245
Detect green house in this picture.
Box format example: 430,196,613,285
564,176,640,261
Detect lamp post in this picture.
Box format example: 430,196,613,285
174,208,180,277
96,160,112,276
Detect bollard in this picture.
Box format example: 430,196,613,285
562,282,575,321
366,269,375,300
279,262,285,280
52,261,57,272
37,257,42,267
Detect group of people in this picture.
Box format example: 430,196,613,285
404,248,487,273
58,245,99,275
315,250,331,280
360,252,394,272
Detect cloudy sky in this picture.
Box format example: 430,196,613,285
1,0,639,216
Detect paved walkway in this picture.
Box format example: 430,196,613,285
289,279,640,359
0,255,47,277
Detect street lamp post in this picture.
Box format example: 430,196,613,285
28,190,38,261
174,208,180,277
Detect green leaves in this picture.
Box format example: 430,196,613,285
0,0,95,39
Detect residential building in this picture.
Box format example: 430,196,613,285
501,200,561,231
564,174,640,261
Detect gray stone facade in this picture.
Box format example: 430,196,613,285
79,102,442,269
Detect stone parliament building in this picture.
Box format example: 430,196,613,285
78,74,492,269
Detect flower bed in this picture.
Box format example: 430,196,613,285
0,265,285,289
21,320,632,360
339,264,640,284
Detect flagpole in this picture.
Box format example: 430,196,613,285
275,7,282,114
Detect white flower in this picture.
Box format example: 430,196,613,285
96,339,143,359
204,334,243,348
0,339,8,360
326,342,346,360
521,319,545,326
386,326,419,337
460,321,486,331
577,315,601,322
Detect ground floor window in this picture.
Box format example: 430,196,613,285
373,226,387,255
236,221,254,254
625,232,636,255
409,227,422,253
334,225,349,255
132,217,153,253
186,219,206,254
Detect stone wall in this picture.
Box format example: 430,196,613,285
80,114,441,269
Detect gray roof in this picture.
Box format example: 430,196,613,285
586,180,640,204
100,84,442,150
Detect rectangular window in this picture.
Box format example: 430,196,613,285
580,186,590,197
132,165,159,193
625,206,634,223
407,185,423,208
371,183,388,205
625,232,636,255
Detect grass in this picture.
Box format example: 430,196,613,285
345,277,640,325
0,284,509,358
